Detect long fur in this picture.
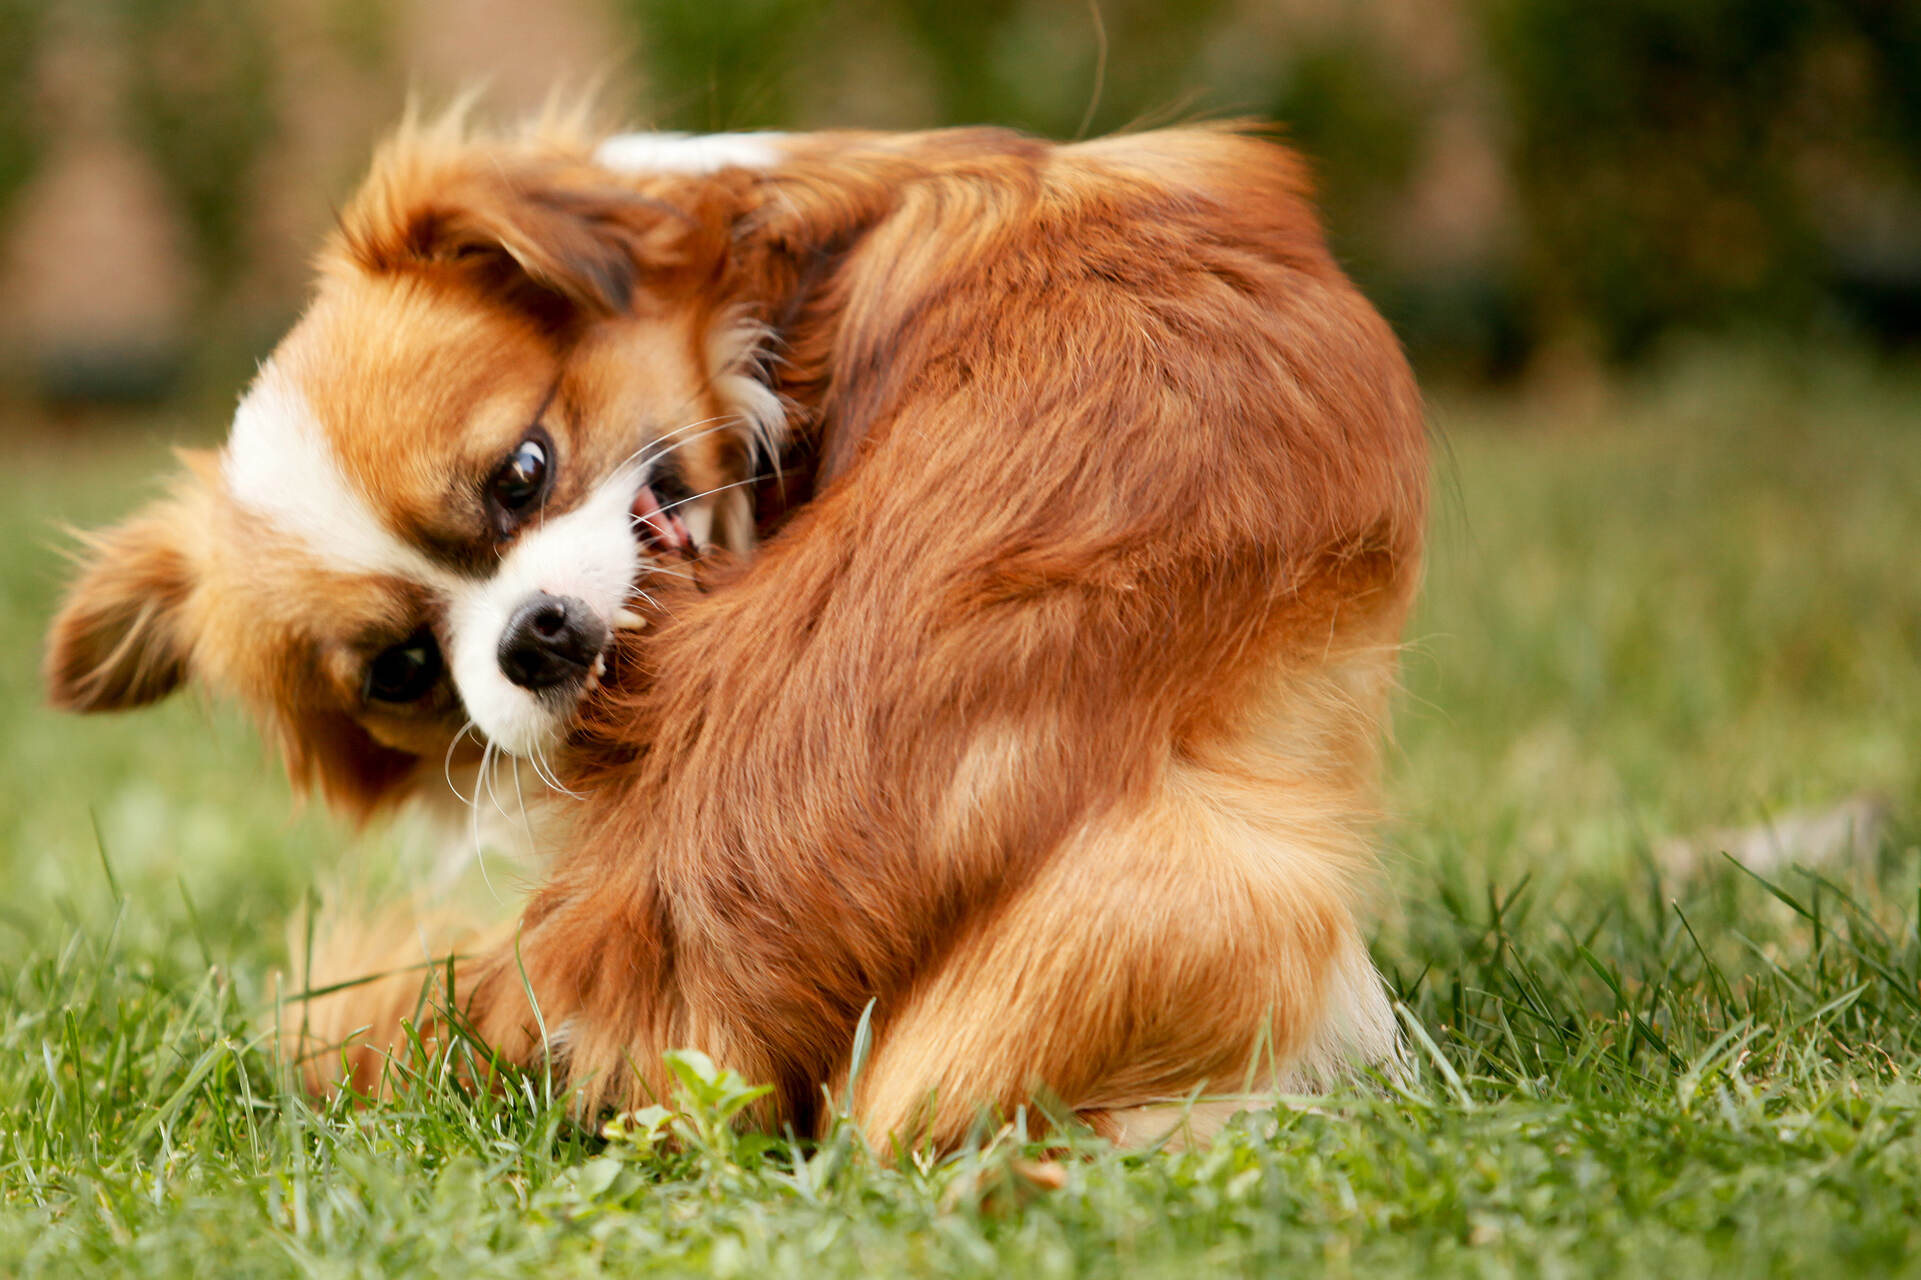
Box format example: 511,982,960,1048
290,122,1428,1150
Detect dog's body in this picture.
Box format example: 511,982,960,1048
48,119,1426,1150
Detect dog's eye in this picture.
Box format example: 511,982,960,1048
365,629,442,703
489,433,550,513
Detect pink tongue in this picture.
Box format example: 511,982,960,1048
631,485,693,556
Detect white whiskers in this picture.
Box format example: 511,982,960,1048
640,475,765,522
443,718,482,805
464,738,494,895
632,562,697,582
616,415,735,477
508,754,539,859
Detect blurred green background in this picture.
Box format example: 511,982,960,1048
1,0,1918,406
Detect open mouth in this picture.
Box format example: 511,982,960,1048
631,483,697,559
611,482,697,637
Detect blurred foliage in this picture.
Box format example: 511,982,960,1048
119,0,279,296
617,0,1234,137
1480,0,1921,360
0,0,279,299
0,0,45,218
616,0,1921,373
614,0,821,128
887,0,1235,137
1,0,1919,393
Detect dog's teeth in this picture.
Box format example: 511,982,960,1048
613,607,644,631
591,654,607,679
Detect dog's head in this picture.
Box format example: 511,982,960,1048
44,117,781,818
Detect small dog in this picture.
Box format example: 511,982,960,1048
47,114,1427,1150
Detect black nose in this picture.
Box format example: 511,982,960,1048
497,593,608,691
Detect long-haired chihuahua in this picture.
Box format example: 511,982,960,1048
47,113,1427,1151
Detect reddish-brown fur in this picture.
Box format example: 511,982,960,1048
52,120,1426,1151
42,119,763,817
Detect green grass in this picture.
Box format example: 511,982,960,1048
4,346,1921,1276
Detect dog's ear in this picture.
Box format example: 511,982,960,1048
335,124,705,320
45,488,206,713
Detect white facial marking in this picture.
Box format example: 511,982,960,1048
222,364,455,589
447,466,644,757
594,131,788,176
223,357,766,764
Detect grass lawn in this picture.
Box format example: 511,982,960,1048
3,346,1920,1276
